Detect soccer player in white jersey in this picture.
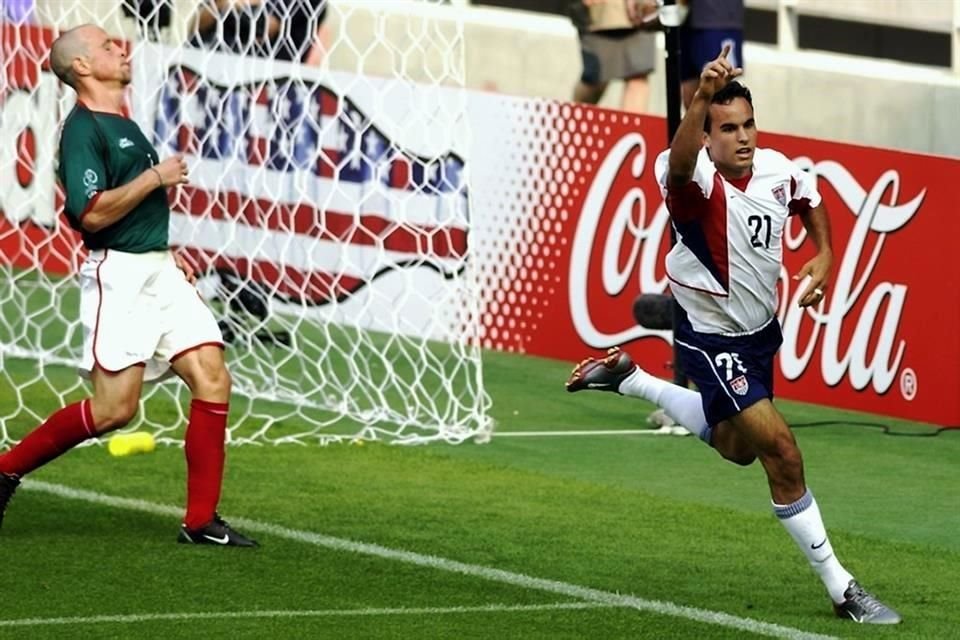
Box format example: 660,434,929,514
567,45,900,624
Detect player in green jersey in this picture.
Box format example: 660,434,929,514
0,24,256,547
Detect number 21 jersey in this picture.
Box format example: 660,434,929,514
654,147,822,335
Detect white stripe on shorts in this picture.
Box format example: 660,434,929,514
674,338,742,413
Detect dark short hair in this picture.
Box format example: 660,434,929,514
703,82,753,133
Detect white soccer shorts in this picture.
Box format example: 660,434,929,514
78,249,223,382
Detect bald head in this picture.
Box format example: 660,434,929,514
50,25,99,89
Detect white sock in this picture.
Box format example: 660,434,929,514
773,488,855,603
617,368,711,441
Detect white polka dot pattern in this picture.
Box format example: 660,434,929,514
467,96,673,364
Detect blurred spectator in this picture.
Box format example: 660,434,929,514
189,0,328,64
570,0,659,114
122,0,172,39
678,0,744,108
4,0,35,23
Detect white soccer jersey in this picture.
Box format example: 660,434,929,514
654,147,822,335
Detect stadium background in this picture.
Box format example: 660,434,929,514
1,1,959,638
6,0,960,426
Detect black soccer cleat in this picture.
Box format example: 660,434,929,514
0,472,20,531
833,580,902,624
565,347,637,394
178,513,258,547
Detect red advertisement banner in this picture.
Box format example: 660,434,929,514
481,103,960,427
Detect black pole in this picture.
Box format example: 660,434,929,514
662,0,688,388
664,1,683,143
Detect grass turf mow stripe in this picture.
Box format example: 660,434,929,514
21,480,839,640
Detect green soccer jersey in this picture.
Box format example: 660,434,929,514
58,103,169,252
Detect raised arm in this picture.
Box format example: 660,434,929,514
668,44,742,186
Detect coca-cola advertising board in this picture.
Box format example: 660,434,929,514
3,22,958,426
469,100,960,427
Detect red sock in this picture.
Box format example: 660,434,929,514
0,400,95,477
183,399,228,529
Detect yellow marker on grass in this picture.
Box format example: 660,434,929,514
108,432,156,457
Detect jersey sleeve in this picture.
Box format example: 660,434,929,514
59,118,107,224
654,148,718,223
787,161,822,215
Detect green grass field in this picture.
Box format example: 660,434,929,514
0,347,957,639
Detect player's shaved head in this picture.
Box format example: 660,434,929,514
50,25,98,88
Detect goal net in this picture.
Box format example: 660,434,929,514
0,0,491,446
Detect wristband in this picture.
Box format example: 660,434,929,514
149,166,163,187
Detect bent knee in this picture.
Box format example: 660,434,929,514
759,435,804,474
93,402,139,432
214,367,232,396
723,451,757,467
772,435,803,464
194,366,232,399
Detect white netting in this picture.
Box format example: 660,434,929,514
0,0,491,446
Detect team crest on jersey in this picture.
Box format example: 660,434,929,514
83,169,99,198
730,375,749,396
771,184,787,206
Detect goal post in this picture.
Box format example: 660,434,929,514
0,0,492,447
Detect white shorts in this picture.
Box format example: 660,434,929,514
78,249,223,382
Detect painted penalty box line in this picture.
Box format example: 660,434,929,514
20,480,839,640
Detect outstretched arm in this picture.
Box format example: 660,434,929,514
668,44,742,186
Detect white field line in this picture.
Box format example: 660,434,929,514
494,428,689,437
21,480,839,640
0,602,618,628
